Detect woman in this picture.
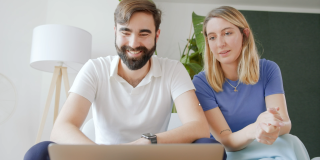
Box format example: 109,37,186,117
192,6,305,159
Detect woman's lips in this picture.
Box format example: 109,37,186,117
219,50,230,56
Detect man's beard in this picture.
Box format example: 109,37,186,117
115,40,156,70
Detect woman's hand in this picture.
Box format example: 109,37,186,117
255,122,280,145
256,107,284,127
253,107,284,145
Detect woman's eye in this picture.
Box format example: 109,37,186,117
209,36,215,40
225,32,231,36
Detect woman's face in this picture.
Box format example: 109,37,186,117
206,17,243,65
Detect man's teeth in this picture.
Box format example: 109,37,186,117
128,50,140,54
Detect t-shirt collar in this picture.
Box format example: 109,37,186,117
149,55,162,78
110,56,120,78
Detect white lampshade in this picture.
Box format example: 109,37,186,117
30,24,92,73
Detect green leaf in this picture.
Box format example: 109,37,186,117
189,51,199,59
189,38,197,46
192,12,206,55
189,44,198,52
172,103,177,113
180,55,189,64
181,42,188,59
185,33,195,64
186,62,203,76
182,63,191,75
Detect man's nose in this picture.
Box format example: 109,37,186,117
129,35,140,49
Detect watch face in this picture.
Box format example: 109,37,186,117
143,133,156,138
142,133,157,144
144,133,152,136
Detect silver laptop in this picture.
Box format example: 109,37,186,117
48,143,224,160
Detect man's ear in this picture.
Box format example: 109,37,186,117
243,28,250,37
114,26,116,33
155,29,161,43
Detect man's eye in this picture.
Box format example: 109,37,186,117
122,32,130,35
140,34,148,36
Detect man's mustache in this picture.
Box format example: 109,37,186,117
121,46,148,52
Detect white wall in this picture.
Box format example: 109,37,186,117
46,0,119,58
155,2,224,61
0,0,48,160
0,0,316,160
38,0,120,142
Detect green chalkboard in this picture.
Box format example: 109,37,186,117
240,10,320,158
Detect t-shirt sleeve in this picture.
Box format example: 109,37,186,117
69,60,98,103
263,60,285,97
170,62,196,101
193,72,219,111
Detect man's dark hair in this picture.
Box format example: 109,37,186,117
114,0,162,31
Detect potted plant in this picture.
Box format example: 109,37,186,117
172,12,205,113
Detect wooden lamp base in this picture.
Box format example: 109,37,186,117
35,66,70,143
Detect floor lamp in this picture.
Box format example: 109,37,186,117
30,24,92,143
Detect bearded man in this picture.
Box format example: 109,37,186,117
24,0,211,159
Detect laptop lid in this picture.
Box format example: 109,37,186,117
49,143,224,160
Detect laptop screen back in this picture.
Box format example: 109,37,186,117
49,143,224,160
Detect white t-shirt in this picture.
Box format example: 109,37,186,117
69,55,195,144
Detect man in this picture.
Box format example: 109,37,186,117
24,0,210,159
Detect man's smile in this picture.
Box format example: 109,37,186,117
127,50,143,57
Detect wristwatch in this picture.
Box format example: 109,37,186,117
141,133,157,144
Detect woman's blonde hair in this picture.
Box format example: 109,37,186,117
203,6,260,92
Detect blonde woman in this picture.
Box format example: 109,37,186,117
193,6,309,159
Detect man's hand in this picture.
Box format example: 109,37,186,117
126,138,151,145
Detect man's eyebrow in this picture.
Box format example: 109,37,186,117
119,27,132,32
140,29,152,33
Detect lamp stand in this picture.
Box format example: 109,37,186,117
35,66,70,143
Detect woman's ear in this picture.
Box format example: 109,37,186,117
243,28,250,37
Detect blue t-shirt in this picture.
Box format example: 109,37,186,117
193,59,284,139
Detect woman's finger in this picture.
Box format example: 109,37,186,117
259,114,283,127
267,108,283,120
267,107,277,112
256,138,271,145
264,118,284,127
256,131,274,145
259,122,280,133
256,125,279,145
264,111,283,122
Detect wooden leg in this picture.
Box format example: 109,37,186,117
35,67,60,143
53,68,62,124
61,67,70,97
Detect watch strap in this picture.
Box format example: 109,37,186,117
149,136,157,144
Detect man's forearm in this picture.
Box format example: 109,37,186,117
155,120,210,144
50,122,95,144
